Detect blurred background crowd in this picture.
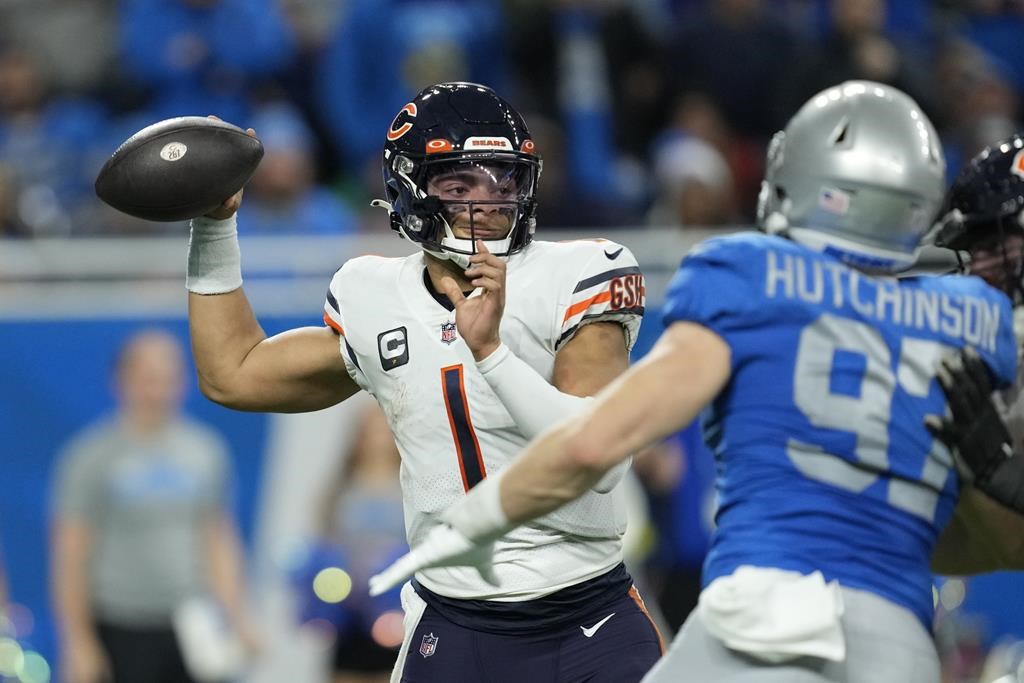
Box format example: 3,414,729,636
1,0,1024,239
2,1,1024,683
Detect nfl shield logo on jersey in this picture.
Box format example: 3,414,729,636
440,321,457,345
419,633,439,658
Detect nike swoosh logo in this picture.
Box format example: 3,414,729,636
580,612,615,638
604,247,623,260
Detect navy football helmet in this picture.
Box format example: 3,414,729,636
374,82,541,267
934,134,1024,301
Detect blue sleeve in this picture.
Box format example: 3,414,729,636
976,284,1017,389
661,238,762,339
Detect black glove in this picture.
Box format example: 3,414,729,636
926,347,1024,513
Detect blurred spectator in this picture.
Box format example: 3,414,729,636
237,101,359,235
314,0,505,191
521,112,639,228
797,0,935,48
666,0,799,141
0,42,109,236
0,163,30,237
647,134,735,227
0,0,117,96
117,0,296,125
783,0,936,120
50,329,258,683
653,92,762,220
960,0,1024,94
507,0,673,218
932,37,1021,180
277,0,347,57
978,637,1024,683
293,403,405,683
935,607,988,683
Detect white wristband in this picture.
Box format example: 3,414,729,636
187,215,242,294
442,469,512,542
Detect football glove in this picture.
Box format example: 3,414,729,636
368,522,498,597
926,347,1024,513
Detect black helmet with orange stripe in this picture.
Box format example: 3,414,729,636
373,82,542,268
933,134,1024,302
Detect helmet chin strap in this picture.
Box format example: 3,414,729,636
440,224,514,269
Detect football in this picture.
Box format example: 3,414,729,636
95,116,264,222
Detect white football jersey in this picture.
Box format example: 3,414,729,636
323,239,645,600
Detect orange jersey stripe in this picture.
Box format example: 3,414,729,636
629,585,665,654
562,291,612,324
323,312,345,336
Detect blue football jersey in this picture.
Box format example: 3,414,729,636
662,232,1017,627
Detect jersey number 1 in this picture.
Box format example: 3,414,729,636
441,365,486,490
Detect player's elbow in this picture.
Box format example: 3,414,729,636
197,373,230,405
197,372,246,410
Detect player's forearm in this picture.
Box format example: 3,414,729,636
51,524,97,642
498,322,731,525
498,421,608,523
189,289,269,403
204,516,250,628
477,343,631,492
186,213,269,404
54,577,96,643
478,323,632,492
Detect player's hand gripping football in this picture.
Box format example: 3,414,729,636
439,240,506,361
926,346,1012,483
368,521,498,597
203,115,257,220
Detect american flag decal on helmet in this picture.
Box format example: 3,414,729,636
818,187,851,215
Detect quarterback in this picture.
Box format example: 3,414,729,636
184,82,662,681
371,82,1021,682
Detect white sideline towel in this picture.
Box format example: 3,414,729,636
173,597,245,682
698,565,846,663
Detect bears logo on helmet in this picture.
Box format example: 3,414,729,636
387,103,417,142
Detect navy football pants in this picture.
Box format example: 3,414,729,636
393,583,663,682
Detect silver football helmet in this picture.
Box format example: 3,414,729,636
757,81,946,272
